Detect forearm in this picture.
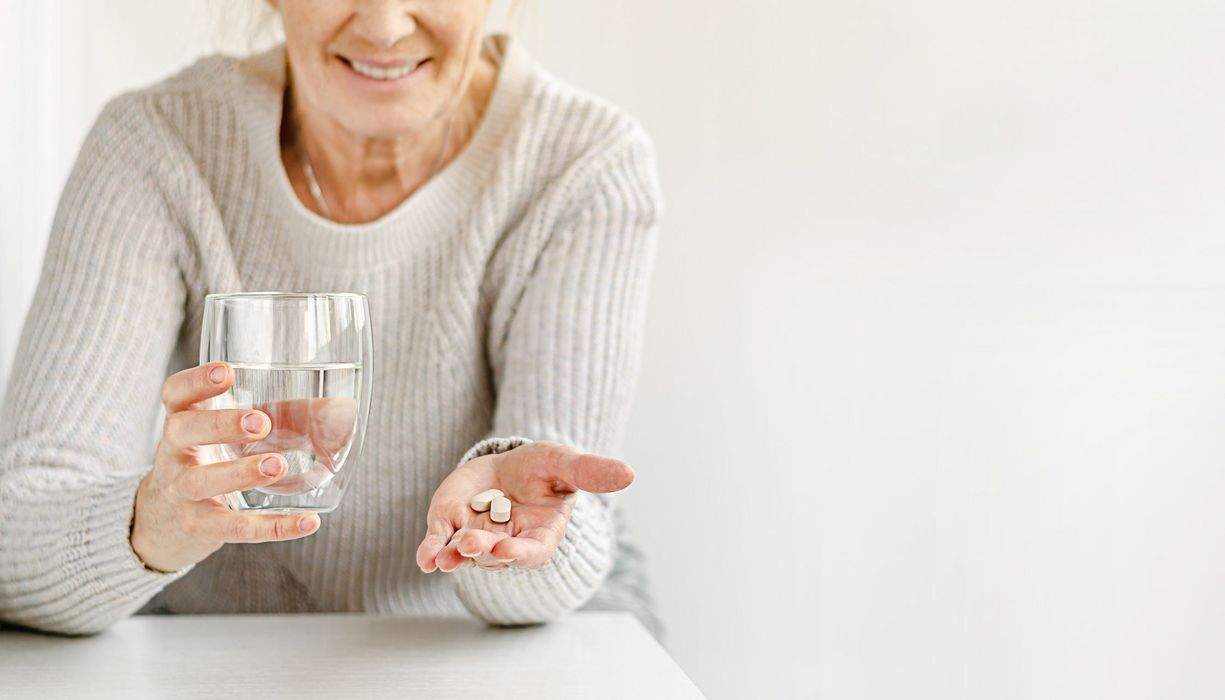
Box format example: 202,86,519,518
455,127,663,624
0,94,193,635
0,466,190,635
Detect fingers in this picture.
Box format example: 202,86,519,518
460,529,516,570
422,528,509,573
423,528,556,573
527,444,635,494
415,514,455,573
175,453,286,501
490,533,554,568
453,528,507,558
448,528,511,572
435,529,511,572
434,532,475,573
415,534,448,573
256,398,358,456
163,408,270,451
163,362,232,412
188,506,321,544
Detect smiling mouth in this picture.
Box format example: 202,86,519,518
339,56,428,81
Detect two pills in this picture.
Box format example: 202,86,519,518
470,488,511,523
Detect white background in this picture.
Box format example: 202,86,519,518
3,1,1225,698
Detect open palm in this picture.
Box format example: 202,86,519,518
415,441,635,572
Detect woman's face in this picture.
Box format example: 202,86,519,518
273,0,492,140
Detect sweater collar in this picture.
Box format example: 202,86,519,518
235,33,536,271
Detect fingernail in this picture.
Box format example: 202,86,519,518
242,412,267,433
299,515,319,533
259,455,283,476
496,558,515,563
208,365,226,383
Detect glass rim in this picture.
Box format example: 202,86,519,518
204,292,368,302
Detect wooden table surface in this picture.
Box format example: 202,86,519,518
0,611,704,699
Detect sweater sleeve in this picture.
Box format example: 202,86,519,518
452,125,664,624
0,95,194,635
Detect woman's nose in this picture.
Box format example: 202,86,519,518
350,0,419,50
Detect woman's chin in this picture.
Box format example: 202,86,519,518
328,105,444,142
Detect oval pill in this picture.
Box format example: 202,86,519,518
469,488,504,512
490,496,511,523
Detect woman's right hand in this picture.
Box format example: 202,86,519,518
129,362,323,573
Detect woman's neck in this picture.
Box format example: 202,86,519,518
283,55,497,224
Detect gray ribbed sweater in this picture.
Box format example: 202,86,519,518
0,34,663,636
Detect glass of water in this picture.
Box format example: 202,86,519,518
199,292,372,513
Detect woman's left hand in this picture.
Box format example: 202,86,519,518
415,441,635,573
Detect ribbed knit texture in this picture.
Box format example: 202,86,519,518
0,34,663,636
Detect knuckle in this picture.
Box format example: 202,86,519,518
211,411,231,437
162,367,197,408
229,518,255,542
175,470,202,500
270,518,290,540
427,514,451,536
162,413,187,447
154,439,174,464
181,510,202,538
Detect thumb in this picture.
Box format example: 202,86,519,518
541,446,636,494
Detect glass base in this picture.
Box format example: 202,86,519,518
242,505,337,514
222,489,341,514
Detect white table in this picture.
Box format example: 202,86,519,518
0,611,704,699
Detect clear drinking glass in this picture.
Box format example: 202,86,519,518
199,292,373,513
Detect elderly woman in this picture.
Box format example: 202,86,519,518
0,0,662,636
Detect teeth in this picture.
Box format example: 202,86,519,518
348,59,417,80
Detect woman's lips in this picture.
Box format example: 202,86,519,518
339,56,429,83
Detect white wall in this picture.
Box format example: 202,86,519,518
4,1,1225,699
0,0,275,384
